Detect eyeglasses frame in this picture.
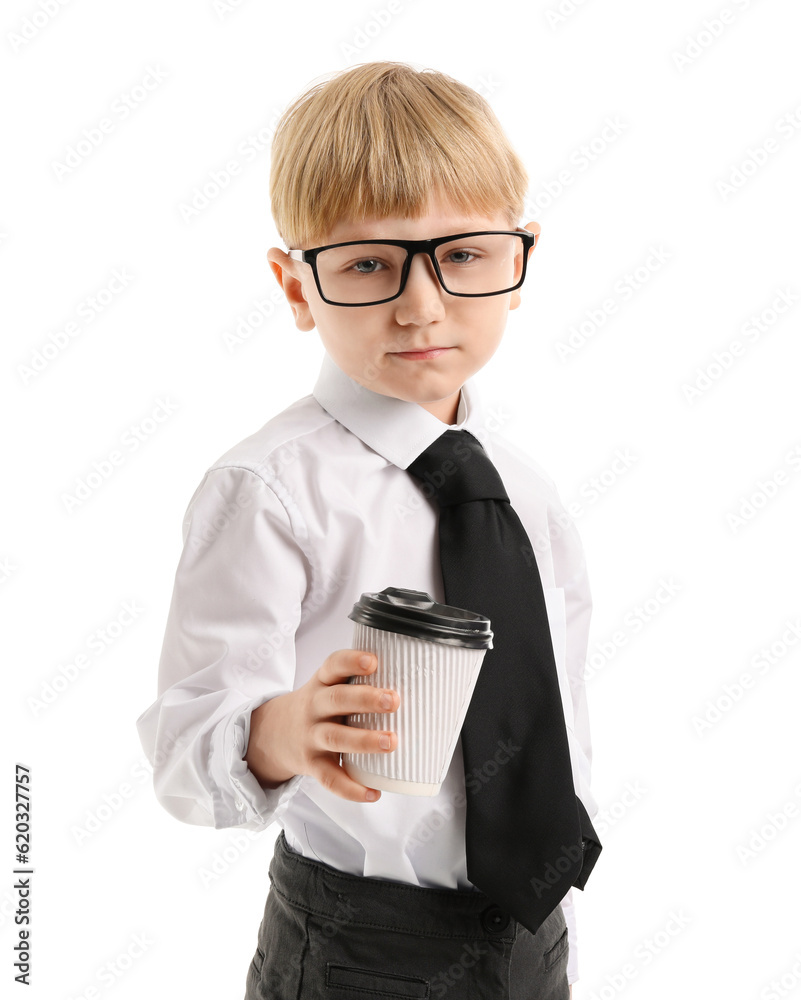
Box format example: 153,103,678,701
286,228,538,307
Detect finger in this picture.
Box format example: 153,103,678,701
313,757,384,803
312,719,398,758
317,648,377,686
322,676,399,719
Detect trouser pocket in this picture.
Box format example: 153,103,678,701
326,963,429,997
303,911,510,1000
244,885,306,1000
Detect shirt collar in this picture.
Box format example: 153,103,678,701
312,350,493,470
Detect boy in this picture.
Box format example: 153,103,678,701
136,61,601,998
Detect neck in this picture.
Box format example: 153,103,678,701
419,388,461,425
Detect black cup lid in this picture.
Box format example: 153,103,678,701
348,587,493,649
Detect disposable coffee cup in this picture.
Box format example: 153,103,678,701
341,586,493,796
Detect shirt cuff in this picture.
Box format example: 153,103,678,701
208,699,304,830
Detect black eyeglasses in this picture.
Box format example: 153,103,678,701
287,229,538,307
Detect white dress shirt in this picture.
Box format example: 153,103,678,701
136,350,598,985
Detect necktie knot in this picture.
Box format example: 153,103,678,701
406,430,509,507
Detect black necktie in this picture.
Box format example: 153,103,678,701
406,429,602,936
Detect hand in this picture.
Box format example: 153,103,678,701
244,649,400,802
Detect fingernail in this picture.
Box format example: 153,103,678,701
360,654,373,669
379,734,390,750
379,691,392,708
365,789,378,801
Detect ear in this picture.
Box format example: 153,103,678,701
509,220,541,311
266,247,317,332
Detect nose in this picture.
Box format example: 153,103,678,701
393,252,446,326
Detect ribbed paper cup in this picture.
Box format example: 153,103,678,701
341,587,492,796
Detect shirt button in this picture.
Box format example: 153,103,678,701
235,798,245,811
480,904,510,933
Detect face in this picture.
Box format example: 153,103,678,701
268,192,540,424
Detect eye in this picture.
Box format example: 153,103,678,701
440,248,484,266
351,258,385,274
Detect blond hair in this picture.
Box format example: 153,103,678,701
269,61,528,248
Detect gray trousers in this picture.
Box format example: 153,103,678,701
244,830,569,999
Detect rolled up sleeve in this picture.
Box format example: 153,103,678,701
136,464,310,830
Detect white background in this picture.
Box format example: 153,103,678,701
3,1,800,998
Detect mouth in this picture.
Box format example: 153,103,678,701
390,346,453,360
